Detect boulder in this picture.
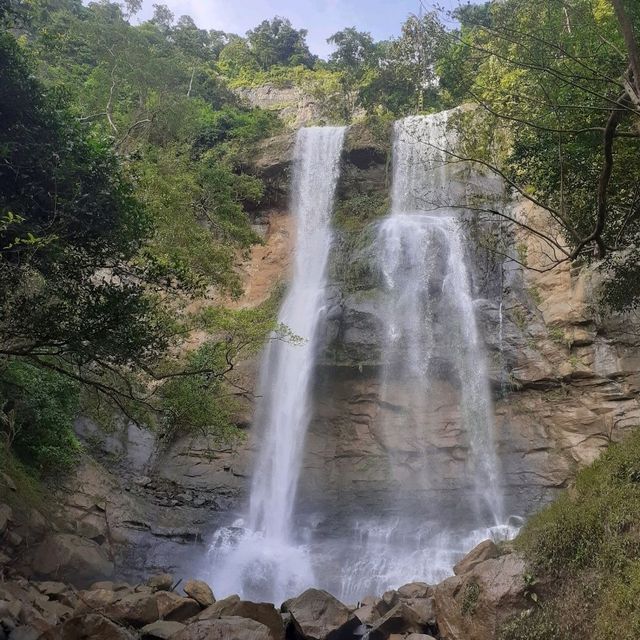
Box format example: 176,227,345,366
285,588,357,640
29,534,114,585
183,580,214,607
172,616,272,640
197,594,241,619
75,588,119,612
196,597,282,640
155,591,200,622
224,602,283,640
34,582,68,598
140,620,186,639
397,583,431,600
453,540,499,576
6,626,40,640
106,591,159,628
0,504,13,535
147,574,174,592
41,613,136,639
367,603,424,640
434,552,527,640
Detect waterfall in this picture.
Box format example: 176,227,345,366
383,113,504,522
248,126,346,540
206,126,346,604
327,113,516,601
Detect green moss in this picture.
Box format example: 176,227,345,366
333,192,388,233
461,582,480,616
510,305,528,329
548,326,569,347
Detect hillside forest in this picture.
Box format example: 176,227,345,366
1,1,640,637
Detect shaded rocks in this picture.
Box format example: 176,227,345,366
284,588,358,640
29,533,114,585
106,591,159,628
155,591,200,622
434,545,528,640
173,616,272,640
0,504,13,535
140,620,186,639
182,579,215,607
41,614,136,639
147,574,174,592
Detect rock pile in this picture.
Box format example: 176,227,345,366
0,532,532,640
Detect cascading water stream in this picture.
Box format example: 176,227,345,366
327,112,518,601
385,113,504,523
206,126,346,604
203,113,519,605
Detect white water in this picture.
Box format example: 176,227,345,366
336,112,517,597
204,114,519,605
206,126,346,604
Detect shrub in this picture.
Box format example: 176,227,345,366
0,360,82,474
502,430,640,640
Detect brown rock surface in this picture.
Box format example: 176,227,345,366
285,588,356,640
29,533,114,585
183,579,215,608
173,616,272,640
434,552,527,640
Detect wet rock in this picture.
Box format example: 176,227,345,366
285,588,357,640
41,613,136,639
29,534,114,585
183,580,214,607
453,540,499,576
154,591,200,622
434,552,527,640
140,620,186,639
173,616,272,640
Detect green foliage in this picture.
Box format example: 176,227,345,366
157,293,296,446
334,193,389,233
505,429,640,640
0,360,81,474
461,582,480,616
246,17,315,70
439,0,640,309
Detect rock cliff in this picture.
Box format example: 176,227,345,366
48,110,640,585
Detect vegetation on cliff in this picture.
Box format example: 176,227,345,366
500,430,640,640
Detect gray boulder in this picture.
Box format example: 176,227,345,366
29,534,114,586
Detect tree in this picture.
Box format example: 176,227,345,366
246,16,315,69
431,0,640,309
328,27,377,73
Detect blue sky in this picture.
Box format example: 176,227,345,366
133,0,467,57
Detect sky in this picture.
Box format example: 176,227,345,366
133,0,467,57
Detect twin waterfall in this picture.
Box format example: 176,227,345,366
207,114,515,604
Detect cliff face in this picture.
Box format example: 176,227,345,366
236,121,640,528
51,115,640,579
